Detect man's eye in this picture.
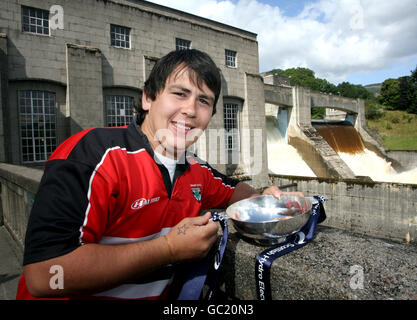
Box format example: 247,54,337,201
199,98,209,105
174,92,185,97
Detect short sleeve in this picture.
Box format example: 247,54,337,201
200,162,240,210
23,159,111,265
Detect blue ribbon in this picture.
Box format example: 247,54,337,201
255,195,327,300
177,212,228,300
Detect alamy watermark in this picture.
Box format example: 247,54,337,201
349,265,364,290
152,128,265,175
49,5,64,30
49,264,64,290
349,2,365,30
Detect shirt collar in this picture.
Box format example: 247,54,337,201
128,116,192,172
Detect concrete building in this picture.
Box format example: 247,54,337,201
0,0,269,187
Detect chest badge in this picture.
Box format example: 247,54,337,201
191,185,202,203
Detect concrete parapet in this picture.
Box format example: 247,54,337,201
386,151,417,171
0,163,43,249
264,84,293,106
269,175,417,244
0,33,7,163
310,92,359,114
220,222,417,299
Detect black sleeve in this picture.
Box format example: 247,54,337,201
23,159,93,266
203,161,240,188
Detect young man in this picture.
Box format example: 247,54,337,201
16,49,284,299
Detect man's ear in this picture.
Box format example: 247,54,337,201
142,92,152,111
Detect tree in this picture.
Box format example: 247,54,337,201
337,82,373,99
398,76,410,111
269,67,339,94
378,78,400,109
270,67,316,87
406,66,417,114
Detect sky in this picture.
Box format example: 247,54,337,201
145,0,417,86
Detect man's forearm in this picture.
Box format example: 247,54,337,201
228,182,260,206
23,237,171,298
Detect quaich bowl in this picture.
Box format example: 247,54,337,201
225,194,313,246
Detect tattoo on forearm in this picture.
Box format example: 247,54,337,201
177,224,188,235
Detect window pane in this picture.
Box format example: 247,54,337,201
106,95,134,127
110,24,131,48
223,103,239,150
21,5,50,35
225,49,237,67
176,38,191,50
19,90,56,163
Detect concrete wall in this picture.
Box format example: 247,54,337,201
310,92,359,114
264,84,293,106
240,73,268,188
66,44,103,134
269,174,417,244
0,0,258,87
0,0,266,182
0,163,42,249
0,33,7,163
386,151,417,171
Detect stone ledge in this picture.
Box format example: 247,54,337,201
0,163,43,194
218,223,417,300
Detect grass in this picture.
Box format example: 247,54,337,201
366,109,417,150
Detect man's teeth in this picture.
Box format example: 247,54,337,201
175,123,191,130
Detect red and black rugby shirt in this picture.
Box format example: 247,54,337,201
17,120,239,299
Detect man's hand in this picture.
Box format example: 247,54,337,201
262,186,304,198
165,212,218,263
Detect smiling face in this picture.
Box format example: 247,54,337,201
141,64,215,159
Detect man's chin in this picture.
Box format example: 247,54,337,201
155,144,188,159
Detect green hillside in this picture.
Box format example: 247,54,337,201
364,83,382,97
366,109,417,150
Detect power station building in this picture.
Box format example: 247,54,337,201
0,0,269,187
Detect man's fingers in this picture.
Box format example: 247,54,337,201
189,212,212,226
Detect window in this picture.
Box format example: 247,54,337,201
225,49,237,68
21,5,49,35
106,95,134,127
176,38,191,50
19,91,56,163
223,103,239,150
110,24,131,48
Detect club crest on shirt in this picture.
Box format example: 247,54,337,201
191,184,202,203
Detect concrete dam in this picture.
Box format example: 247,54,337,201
263,73,417,245
263,73,417,185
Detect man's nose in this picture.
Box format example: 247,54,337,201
181,98,197,116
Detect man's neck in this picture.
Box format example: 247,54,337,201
138,121,185,160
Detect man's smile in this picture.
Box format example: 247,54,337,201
170,121,195,134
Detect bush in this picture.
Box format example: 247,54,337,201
365,101,383,120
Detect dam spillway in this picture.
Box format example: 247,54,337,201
266,116,316,177
312,122,417,184
313,122,365,154
267,115,417,184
